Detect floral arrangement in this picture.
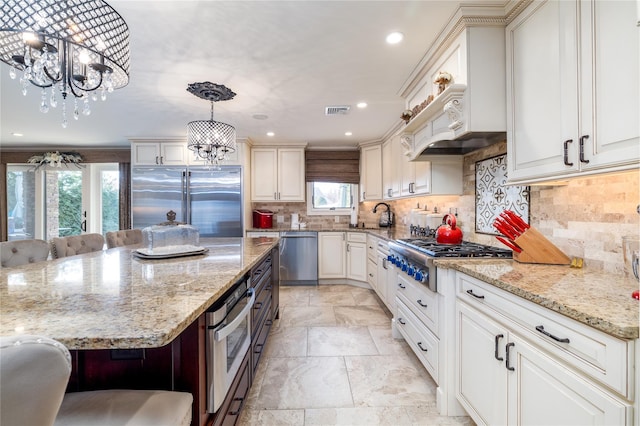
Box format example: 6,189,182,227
434,71,453,94
27,151,84,170
401,109,413,123
400,95,435,124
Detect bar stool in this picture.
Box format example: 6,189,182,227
0,335,193,426
50,234,105,259
105,229,143,249
0,239,50,267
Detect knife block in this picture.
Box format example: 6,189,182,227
512,227,571,265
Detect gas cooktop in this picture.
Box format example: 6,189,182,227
396,238,513,258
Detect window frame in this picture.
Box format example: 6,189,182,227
306,182,357,216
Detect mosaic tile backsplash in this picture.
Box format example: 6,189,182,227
253,141,639,274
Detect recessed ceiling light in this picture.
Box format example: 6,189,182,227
386,32,404,44
345,132,353,136
253,113,269,120
356,102,367,108
266,132,275,137
12,132,23,137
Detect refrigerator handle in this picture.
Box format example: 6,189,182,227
182,170,187,222
187,170,192,224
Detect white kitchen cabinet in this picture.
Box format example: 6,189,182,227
250,147,305,201
346,232,367,282
456,272,633,426
131,141,189,165
506,0,639,184
401,155,432,196
360,144,383,201
382,138,401,199
318,232,346,278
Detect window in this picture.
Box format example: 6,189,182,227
306,182,356,215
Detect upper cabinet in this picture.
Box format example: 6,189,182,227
360,143,383,201
250,147,305,202
131,140,189,166
506,0,639,184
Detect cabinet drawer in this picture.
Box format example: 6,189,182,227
214,351,250,426
457,272,633,398
396,274,438,336
366,235,379,261
367,258,377,288
347,232,367,243
252,298,273,375
252,274,271,337
396,300,439,383
251,255,272,285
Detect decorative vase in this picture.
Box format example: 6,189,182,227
438,82,447,94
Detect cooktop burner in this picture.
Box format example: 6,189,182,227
396,238,513,258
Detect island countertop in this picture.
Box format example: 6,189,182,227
0,237,279,350
435,259,640,340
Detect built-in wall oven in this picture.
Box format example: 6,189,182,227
206,274,255,413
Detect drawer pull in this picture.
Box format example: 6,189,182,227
398,283,406,289
535,325,570,343
398,318,406,325
417,342,428,352
229,397,245,416
579,135,590,164
494,334,504,361
563,139,574,166
466,289,485,299
254,343,264,354
254,302,263,310
416,299,428,308
505,342,515,371
254,269,263,276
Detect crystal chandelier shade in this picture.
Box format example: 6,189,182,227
0,0,130,127
187,82,237,166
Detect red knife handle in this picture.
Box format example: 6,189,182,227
499,212,525,235
494,217,519,240
496,236,522,253
505,210,530,230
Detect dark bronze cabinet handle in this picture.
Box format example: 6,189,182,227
535,325,570,343
398,318,406,325
563,139,574,166
416,299,428,307
229,397,244,416
254,302,263,310
579,135,590,164
494,334,504,361
398,283,406,289
505,342,515,371
466,289,485,299
417,342,428,352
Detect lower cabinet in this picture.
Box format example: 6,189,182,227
346,233,367,282
213,351,250,426
456,272,633,426
318,232,367,282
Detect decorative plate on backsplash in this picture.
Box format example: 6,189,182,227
475,154,530,235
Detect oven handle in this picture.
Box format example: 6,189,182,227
214,288,255,342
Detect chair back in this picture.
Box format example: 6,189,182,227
105,229,143,249
0,335,72,426
0,239,50,267
50,234,105,259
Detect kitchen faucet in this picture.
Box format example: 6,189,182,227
373,202,394,227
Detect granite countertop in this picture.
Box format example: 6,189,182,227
435,259,640,340
0,237,278,350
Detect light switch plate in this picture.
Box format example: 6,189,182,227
277,215,284,223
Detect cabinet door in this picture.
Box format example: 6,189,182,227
456,302,508,426
506,0,580,181
160,142,188,165
251,148,278,201
277,148,305,201
318,233,346,278
389,138,401,198
507,333,630,426
400,155,416,196
346,242,367,282
132,143,161,165
376,253,388,306
580,0,639,169
360,145,382,201
412,161,431,194
382,141,393,199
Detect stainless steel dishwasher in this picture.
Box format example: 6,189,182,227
279,231,318,285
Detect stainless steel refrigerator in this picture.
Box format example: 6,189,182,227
131,166,243,237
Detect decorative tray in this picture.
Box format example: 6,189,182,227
132,245,209,259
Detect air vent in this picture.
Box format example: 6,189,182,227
325,105,351,115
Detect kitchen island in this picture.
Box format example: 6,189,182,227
0,237,279,426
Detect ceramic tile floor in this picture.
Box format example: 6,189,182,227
238,284,475,426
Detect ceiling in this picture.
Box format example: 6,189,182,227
0,1,501,150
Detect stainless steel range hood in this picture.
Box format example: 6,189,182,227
417,132,506,156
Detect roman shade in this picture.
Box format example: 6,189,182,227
305,150,360,184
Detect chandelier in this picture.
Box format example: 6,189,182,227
187,82,237,166
0,0,130,128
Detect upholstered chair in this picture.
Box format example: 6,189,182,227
50,234,105,259
105,229,143,249
0,335,194,426
0,239,50,267
0,335,72,426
